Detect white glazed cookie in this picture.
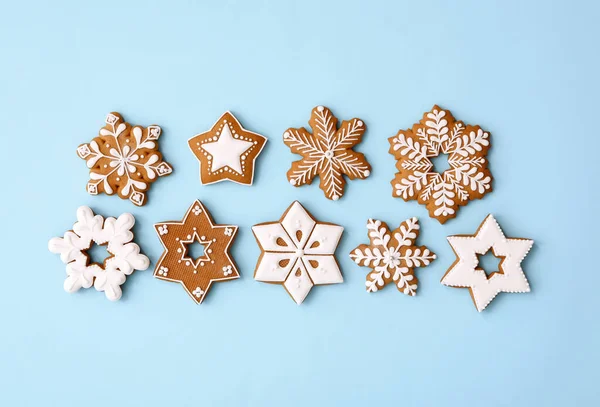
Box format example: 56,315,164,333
48,206,150,301
441,214,534,311
252,201,344,304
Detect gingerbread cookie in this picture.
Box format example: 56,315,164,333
389,105,492,223
350,217,436,296
77,112,173,206
48,206,150,301
252,201,344,304
441,214,534,312
188,112,267,185
284,106,371,200
154,200,239,304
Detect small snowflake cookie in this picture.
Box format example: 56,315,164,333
284,106,371,200
350,217,436,296
389,105,492,223
77,112,173,206
188,112,267,185
252,201,344,304
48,206,150,301
441,214,534,312
154,200,240,304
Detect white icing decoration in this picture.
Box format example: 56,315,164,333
48,206,149,301
252,201,343,304
440,214,534,312
201,122,253,174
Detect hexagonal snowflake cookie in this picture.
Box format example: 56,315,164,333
252,201,344,304
48,206,150,301
77,112,173,206
389,105,492,223
350,217,436,296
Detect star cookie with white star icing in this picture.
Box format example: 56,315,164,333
284,106,371,200
188,112,267,185
154,200,240,304
441,214,534,312
252,201,344,304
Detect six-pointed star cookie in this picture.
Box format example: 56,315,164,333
154,200,240,304
441,214,534,312
188,112,267,185
252,201,344,304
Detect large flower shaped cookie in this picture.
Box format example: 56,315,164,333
48,206,150,301
77,112,173,206
389,105,492,223
252,201,344,304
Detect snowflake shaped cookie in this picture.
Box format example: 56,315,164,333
77,112,173,206
389,105,492,223
154,200,239,304
441,214,534,312
252,201,344,304
188,112,267,185
48,206,150,301
350,217,436,296
284,106,371,200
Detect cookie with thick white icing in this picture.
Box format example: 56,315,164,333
441,214,534,312
252,201,344,304
48,206,149,301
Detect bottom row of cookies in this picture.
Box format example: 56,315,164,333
48,201,534,312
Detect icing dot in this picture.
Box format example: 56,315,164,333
177,248,182,253
364,170,370,177
187,235,191,239
105,143,110,147
254,141,258,144
213,238,216,242
175,238,179,241
332,195,339,201
324,150,334,159
116,177,120,181
290,179,296,186
103,164,107,168
200,262,204,266
317,106,324,112
141,155,144,158
186,261,190,266
126,139,130,143
137,173,141,176
295,249,305,257
193,227,197,230
357,120,363,126
193,270,197,274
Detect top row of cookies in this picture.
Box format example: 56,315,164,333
76,105,492,224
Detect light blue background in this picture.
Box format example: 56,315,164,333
1,1,598,405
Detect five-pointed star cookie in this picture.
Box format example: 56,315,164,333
441,214,534,312
252,201,344,304
188,112,267,185
154,200,239,304
284,106,371,200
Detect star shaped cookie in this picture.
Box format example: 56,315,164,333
154,200,239,304
441,214,534,312
188,112,267,185
252,201,344,304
